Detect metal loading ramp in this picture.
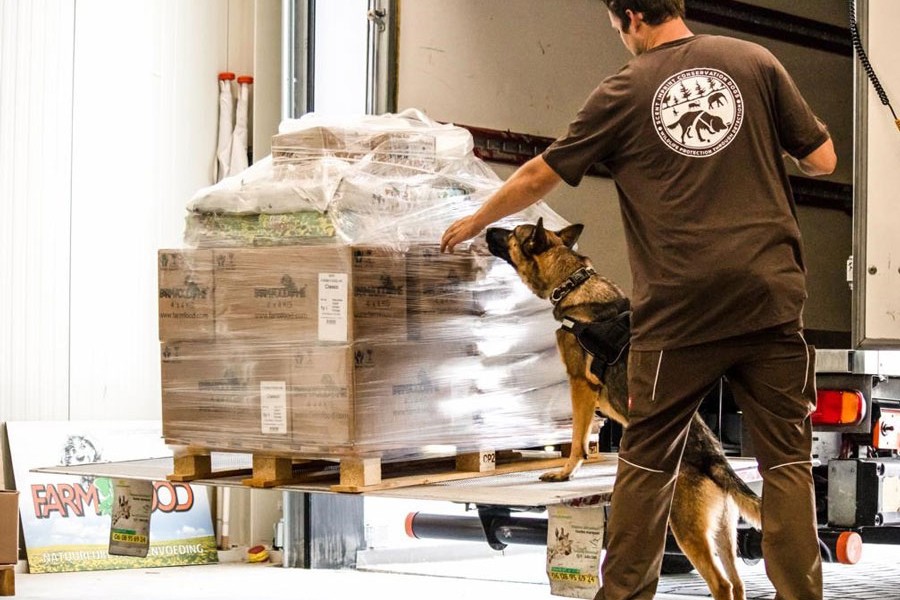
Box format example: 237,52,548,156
31,454,761,506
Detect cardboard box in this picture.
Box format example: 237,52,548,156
161,339,477,454
213,245,407,342
213,247,328,340
160,335,572,457
283,343,354,446
286,340,470,450
368,131,437,173
0,489,19,565
349,246,408,340
337,340,474,448
158,244,573,457
272,126,363,163
406,245,493,340
157,249,215,342
272,127,437,174
160,341,293,451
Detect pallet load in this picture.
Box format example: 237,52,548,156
159,109,578,491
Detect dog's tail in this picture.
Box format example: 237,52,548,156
710,458,762,529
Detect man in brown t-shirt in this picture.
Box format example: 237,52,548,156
441,1,835,599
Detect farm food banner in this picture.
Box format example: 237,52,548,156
7,421,218,573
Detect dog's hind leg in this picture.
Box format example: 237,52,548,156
672,526,735,600
714,500,745,600
671,479,736,600
540,377,596,482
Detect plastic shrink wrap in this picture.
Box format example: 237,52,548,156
161,109,574,460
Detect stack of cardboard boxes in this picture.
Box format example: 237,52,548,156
159,115,572,461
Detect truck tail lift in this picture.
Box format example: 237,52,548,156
405,508,863,566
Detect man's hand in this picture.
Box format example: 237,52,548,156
441,214,486,253
439,155,563,253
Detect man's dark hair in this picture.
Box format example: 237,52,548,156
603,0,685,30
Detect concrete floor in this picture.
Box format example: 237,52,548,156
12,543,900,600
12,561,710,600
15,562,566,600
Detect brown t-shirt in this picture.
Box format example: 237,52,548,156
543,35,829,351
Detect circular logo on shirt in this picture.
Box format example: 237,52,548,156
652,69,743,157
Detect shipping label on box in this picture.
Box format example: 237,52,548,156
318,273,349,342
157,249,215,342
260,381,289,435
213,247,352,341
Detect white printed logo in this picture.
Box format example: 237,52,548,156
652,69,743,157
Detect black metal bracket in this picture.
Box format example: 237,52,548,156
476,506,512,551
685,0,852,56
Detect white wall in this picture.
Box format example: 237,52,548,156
68,0,229,420
1,0,281,422
0,1,75,421
396,0,853,334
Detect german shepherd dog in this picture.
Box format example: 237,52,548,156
486,218,761,600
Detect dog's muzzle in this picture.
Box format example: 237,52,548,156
486,227,513,266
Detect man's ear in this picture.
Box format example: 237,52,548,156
558,224,584,249
625,8,643,32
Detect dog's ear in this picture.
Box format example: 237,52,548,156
524,217,549,254
558,224,584,248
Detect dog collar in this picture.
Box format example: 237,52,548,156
550,266,596,305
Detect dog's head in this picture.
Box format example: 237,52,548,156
486,218,585,298
486,218,583,266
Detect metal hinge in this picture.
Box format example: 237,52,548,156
847,255,854,291
367,8,387,32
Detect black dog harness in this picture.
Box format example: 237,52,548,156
549,266,631,381
561,306,632,381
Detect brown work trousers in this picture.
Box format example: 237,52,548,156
594,324,823,600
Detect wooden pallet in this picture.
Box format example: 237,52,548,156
166,446,607,493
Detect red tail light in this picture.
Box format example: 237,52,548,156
812,390,866,426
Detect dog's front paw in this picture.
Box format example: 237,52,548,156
540,469,572,482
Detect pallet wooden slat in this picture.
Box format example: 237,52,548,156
330,453,607,493
455,450,496,473
163,446,606,493
167,451,250,483
241,456,294,488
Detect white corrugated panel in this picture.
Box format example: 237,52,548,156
68,0,228,419
1,0,236,422
0,0,75,420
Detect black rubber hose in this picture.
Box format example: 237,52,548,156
850,0,897,120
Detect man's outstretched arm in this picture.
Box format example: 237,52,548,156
440,155,563,253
